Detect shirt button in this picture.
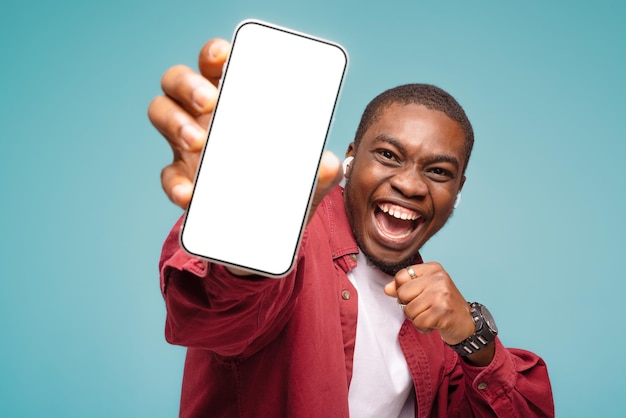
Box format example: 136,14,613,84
349,254,357,261
477,383,488,391
341,290,351,300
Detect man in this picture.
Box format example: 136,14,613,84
148,38,554,417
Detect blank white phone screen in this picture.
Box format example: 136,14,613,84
181,20,347,277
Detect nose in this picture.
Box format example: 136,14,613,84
389,167,428,198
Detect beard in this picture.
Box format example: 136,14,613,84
358,241,417,276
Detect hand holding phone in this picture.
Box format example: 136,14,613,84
148,39,230,209
181,20,348,277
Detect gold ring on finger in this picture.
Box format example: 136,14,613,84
406,266,417,280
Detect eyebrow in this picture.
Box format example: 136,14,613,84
428,154,460,169
372,134,408,154
372,134,460,169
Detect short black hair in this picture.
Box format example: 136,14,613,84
354,84,474,174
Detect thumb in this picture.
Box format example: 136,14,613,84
384,280,398,298
317,151,343,189
307,151,343,224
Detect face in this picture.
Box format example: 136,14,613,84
344,103,467,275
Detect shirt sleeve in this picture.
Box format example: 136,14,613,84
158,216,305,357
446,338,555,417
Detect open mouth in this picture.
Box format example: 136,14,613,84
374,202,422,241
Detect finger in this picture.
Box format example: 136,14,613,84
148,95,207,152
161,65,218,115
395,263,454,308
398,265,421,286
317,151,343,189
384,264,422,297
411,310,436,335
408,302,464,340
384,280,398,297
198,39,231,86
395,277,426,310
392,295,433,334
306,151,343,225
161,161,195,209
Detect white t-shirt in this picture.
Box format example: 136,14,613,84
347,251,415,418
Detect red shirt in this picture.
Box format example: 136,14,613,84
159,186,554,417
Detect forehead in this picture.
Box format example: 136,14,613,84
362,102,466,160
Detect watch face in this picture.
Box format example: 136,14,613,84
481,306,498,334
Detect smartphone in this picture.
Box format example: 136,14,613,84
181,20,347,277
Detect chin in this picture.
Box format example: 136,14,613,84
358,242,419,277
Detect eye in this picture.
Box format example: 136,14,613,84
374,149,399,163
426,167,454,181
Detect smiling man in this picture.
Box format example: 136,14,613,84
345,97,467,275
149,39,554,418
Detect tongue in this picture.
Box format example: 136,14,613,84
376,211,413,237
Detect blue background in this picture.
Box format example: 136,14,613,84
1,1,624,416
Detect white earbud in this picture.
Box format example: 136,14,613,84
342,156,354,178
453,192,462,209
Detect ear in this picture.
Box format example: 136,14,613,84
345,142,356,158
459,175,466,192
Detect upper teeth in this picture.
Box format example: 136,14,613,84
378,203,418,221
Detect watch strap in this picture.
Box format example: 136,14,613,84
448,302,497,356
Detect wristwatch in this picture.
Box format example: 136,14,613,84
449,302,498,356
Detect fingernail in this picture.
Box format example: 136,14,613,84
180,123,204,150
209,42,229,60
192,85,216,111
